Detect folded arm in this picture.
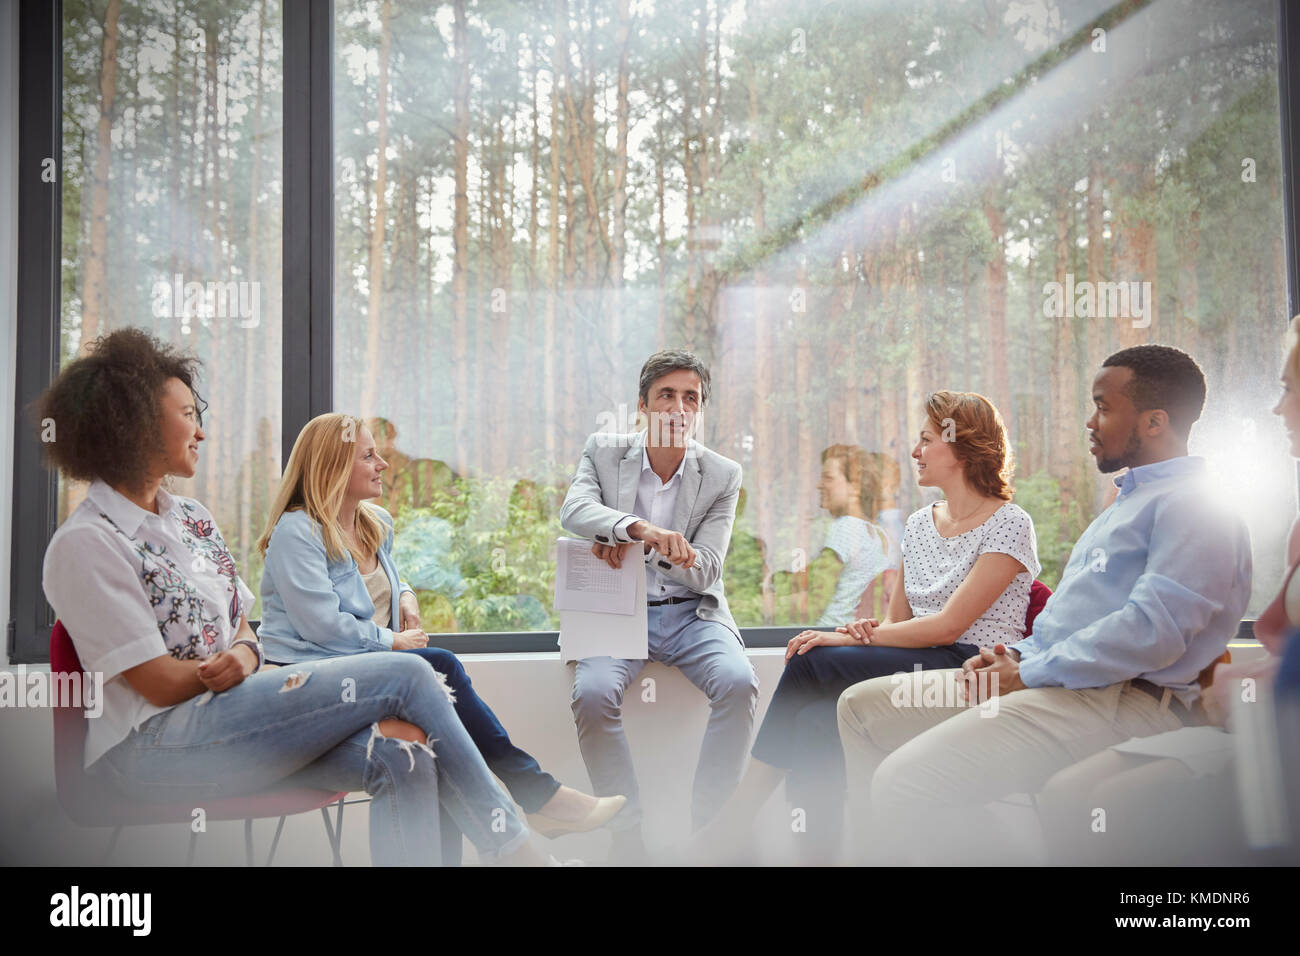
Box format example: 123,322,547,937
636,466,742,595
559,435,639,544
867,551,1026,648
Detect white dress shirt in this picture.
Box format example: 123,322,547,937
612,441,693,600
43,480,254,767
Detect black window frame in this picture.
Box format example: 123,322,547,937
10,0,1298,662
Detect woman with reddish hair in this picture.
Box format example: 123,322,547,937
700,390,1040,863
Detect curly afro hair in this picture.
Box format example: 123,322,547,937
35,328,205,489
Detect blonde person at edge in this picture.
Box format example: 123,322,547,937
39,329,561,866
255,414,625,863
697,391,1040,864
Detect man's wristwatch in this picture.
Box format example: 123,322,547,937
231,638,264,672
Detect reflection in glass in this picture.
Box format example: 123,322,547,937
333,0,1289,632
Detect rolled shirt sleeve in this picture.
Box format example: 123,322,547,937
42,525,169,681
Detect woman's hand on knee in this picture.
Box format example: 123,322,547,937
393,628,429,650
836,618,877,644
786,629,858,660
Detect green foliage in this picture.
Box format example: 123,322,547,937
391,476,565,633
724,528,768,627
1012,471,1090,589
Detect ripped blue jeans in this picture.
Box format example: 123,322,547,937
95,652,530,865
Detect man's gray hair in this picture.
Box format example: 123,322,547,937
638,349,712,407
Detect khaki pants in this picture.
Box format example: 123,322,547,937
836,669,1184,863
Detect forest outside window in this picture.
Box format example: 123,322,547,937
59,0,285,616
331,0,1291,637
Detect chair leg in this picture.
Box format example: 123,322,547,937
244,818,254,867
334,798,345,861
265,816,287,866
186,829,198,866
319,800,344,866
102,826,122,865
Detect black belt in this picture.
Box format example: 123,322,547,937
1130,679,1207,726
647,596,694,607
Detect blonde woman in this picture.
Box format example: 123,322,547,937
256,415,624,861
40,330,551,866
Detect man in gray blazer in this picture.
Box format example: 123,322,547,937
560,349,759,861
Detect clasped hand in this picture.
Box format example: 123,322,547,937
196,644,258,693
591,522,697,571
784,618,879,660
958,642,1024,702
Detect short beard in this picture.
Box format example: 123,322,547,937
1096,426,1143,474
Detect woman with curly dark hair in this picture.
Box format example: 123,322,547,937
696,390,1041,864
38,328,562,865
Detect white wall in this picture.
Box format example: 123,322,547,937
0,651,807,865
0,0,20,669
0,644,1266,866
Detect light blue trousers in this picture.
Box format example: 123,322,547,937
570,598,759,831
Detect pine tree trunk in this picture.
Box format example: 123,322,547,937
545,18,562,465
452,0,471,474
361,0,393,417
982,184,1010,426
79,0,123,352
1051,197,1077,504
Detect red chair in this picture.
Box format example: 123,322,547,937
1025,579,1052,635
51,620,349,866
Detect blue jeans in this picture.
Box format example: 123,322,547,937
96,653,531,865
400,647,561,811
571,597,759,831
1276,629,1300,859
749,642,978,856
400,647,563,866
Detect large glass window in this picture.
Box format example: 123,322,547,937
60,0,283,613
329,0,1288,636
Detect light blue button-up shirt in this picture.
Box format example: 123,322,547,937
1011,456,1251,706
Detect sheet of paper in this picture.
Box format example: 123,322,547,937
557,541,649,662
553,536,638,615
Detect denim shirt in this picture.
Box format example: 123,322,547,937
258,506,415,663
1011,456,1252,706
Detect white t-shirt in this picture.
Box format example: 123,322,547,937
817,516,889,626
42,480,254,768
901,501,1040,649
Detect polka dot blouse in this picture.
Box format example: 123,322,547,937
901,501,1041,649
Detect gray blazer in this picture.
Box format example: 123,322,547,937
559,430,744,643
